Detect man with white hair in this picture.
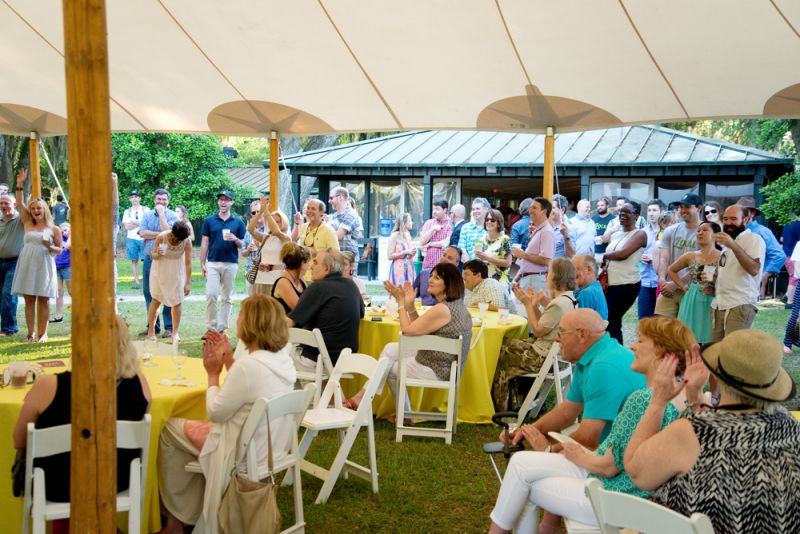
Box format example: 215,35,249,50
0,192,24,336
295,198,340,281
458,197,490,262
569,199,596,255
449,204,467,247
511,198,534,250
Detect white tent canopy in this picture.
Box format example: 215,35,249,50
2,0,800,137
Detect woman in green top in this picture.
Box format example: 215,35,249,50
489,317,704,534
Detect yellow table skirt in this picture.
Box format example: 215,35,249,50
0,355,208,534
354,309,528,423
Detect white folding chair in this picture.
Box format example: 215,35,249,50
23,414,151,534
185,385,316,534
513,343,574,428
585,478,715,534
395,334,464,445
289,328,335,406
286,350,390,504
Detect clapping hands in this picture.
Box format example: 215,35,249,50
383,280,415,308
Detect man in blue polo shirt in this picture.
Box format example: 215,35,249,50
571,254,608,320
508,308,644,450
200,190,246,332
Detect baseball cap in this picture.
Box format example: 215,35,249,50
678,193,703,207
218,190,234,201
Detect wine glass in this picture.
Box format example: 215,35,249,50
171,348,188,381
142,339,157,367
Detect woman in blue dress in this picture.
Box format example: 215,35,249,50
667,221,721,344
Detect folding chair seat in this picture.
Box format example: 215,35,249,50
395,334,464,445
286,350,390,504
585,478,714,533
185,385,316,533
23,415,151,534
289,328,335,406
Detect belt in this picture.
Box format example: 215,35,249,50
520,272,547,278
0,256,18,261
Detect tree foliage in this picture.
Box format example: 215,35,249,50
758,171,800,224
112,133,255,220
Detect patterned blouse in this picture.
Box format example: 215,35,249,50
415,299,473,380
652,409,800,533
589,388,679,498
686,259,718,294
477,234,511,283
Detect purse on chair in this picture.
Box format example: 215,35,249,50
218,406,281,534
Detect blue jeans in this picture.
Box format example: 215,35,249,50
0,257,19,334
143,256,172,333
638,285,657,320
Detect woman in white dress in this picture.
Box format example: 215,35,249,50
246,196,290,295
147,221,192,342
11,169,62,342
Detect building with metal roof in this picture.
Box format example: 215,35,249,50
230,125,793,241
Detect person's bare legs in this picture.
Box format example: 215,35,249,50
54,279,64,319
171,303,182,340
147,298,162,338
538,511,563,534
788,283,796,305
36,296,49,341
156,511,185,534
23,295,36,340
488,522,510,534
131,259,139,286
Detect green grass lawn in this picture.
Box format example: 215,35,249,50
0,261,797,532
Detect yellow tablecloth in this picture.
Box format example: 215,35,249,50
0,355,208,534
355,308,528,423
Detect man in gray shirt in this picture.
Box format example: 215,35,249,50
654,193,701,317
0,193,25,335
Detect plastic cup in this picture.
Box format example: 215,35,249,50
42,228,52,243
498,308,510,323
222,229,232,240
158,243,168,255
595,236,603,245
9,361,30,387
478,302,489,318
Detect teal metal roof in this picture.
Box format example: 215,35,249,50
282,125,792,168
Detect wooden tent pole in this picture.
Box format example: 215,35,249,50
29,133,41,198
270,131,278,211
543,126,555,199
62,0,117,531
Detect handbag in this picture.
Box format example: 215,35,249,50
598,269,609,292
218,405,281,534
11,448,24,497
245,238,267,285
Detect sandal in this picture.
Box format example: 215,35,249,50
26,334,36,342
342,398,360,411
49,317,63,324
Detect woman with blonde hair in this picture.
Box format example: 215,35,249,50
11,168,62,342
157,295,297,533
13,316,151,532
247,196,291,295
387,212,416,285
489,316,697,533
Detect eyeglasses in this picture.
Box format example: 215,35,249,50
704,209,717,215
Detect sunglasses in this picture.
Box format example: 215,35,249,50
705,209,717,215
485,218,497,222
250,211,258,215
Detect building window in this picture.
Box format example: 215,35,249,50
705,181,754,209
656,181,699,206
590,179,652,207
369,180,401,237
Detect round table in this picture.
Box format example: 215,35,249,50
356,307,528,423
0,355,209,534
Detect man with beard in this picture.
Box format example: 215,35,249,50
710,204,765,342
592,197,614,263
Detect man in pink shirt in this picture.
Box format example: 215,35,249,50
511,197,555,293
419,199,452,269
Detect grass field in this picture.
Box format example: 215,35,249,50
0,260,797,532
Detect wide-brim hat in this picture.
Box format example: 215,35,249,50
701,329,795,402
736,196,761,215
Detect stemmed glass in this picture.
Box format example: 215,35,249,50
142,339,157,367
171,348,188,381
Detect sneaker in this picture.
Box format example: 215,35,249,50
784,346,794,355
160,330,173,339
49,317,63,324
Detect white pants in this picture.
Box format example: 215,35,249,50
206,261,238,332
489,451,597,532
378,342,438,412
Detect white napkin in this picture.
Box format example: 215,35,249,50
159,378,196,387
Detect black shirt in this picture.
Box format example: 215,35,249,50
449,220,466,247
288,273,364,363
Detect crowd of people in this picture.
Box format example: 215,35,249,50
3,167,800,532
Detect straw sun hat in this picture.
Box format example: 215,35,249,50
701,329,795,402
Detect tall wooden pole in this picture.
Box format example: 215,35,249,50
270,131,279,211
29,133,41,198
543,126,555,199
62,0,117,531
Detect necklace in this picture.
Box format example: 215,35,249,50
303,224,320,247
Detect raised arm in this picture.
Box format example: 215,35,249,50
15,169,31,224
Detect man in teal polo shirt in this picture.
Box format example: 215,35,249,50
508,308,645,449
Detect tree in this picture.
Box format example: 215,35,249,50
112,133,255,220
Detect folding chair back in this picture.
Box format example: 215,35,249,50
513,343,573,428
585,478,715,534
291,351,391,503
396,334,464,444
289,327,334,405
232,385,316,534
24,415,151,534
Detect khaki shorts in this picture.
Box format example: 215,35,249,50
711,305,757,343
654,287,685,318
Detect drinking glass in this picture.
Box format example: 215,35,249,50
172,349,188,381
142,339,157,367
478,302,489,319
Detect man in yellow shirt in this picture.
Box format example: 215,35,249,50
294,198,339,282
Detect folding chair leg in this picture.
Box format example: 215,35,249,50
315,425,363,504
284,428,317,487
290,461,305,532
367,417,379,493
